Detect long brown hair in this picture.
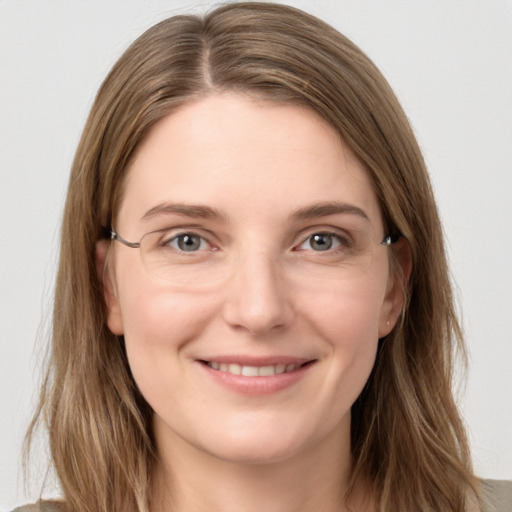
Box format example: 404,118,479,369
26,3,479,511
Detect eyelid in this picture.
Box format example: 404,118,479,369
293,231,346,252
150,226,220,250
292,225,354,246
148,224,216,238
144,224,361,252
169,234,212,252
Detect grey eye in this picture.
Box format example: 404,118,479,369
300,233,341,252
170,233,208,252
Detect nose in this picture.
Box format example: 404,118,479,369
222,252,294,336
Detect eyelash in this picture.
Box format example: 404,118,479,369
160,231,215,253
294,231,350,253
158,229,351,254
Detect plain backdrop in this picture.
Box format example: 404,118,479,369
1,0,511,509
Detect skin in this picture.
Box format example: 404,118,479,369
99,93,408,512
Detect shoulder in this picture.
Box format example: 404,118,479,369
480,479,512,512
8,484,512,512
10,501,65,512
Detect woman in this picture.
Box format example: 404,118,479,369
16,2,511,511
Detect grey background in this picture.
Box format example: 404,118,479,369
1,0,511,508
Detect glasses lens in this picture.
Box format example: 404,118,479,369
137,228,388,287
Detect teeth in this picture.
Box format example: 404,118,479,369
275,364,286,374
241,365,259,376
228,363,242,375
206,362,301,376
258,365,275,376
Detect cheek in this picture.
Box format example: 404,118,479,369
116,253,215,340
301,279,385,393
303,275,386,343
116,273,217,393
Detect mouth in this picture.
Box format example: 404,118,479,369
199,359,315,377
197,357,317,394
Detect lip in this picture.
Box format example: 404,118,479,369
195,356,317,395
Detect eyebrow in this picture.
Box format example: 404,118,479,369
289,201,370,222
140,200,369,223
141,203,227,222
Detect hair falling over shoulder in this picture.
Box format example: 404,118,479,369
25,3,481,511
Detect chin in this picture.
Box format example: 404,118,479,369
202,435,309,466
190,409,348,467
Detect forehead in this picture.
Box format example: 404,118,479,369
117,93,383,232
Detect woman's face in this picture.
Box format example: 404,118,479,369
104,93,403,465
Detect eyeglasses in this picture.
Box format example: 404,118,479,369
109,226,400,286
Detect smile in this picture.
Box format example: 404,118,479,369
205,361,303,376
198,358,316,394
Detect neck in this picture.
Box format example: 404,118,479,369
150,416,373,512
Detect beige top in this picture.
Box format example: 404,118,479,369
11,480,512,512
481,480,512,512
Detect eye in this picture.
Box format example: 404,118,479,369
165,232,211,252
297,232,344,252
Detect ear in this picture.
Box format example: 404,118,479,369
378,237,412,338
96,240,124,335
